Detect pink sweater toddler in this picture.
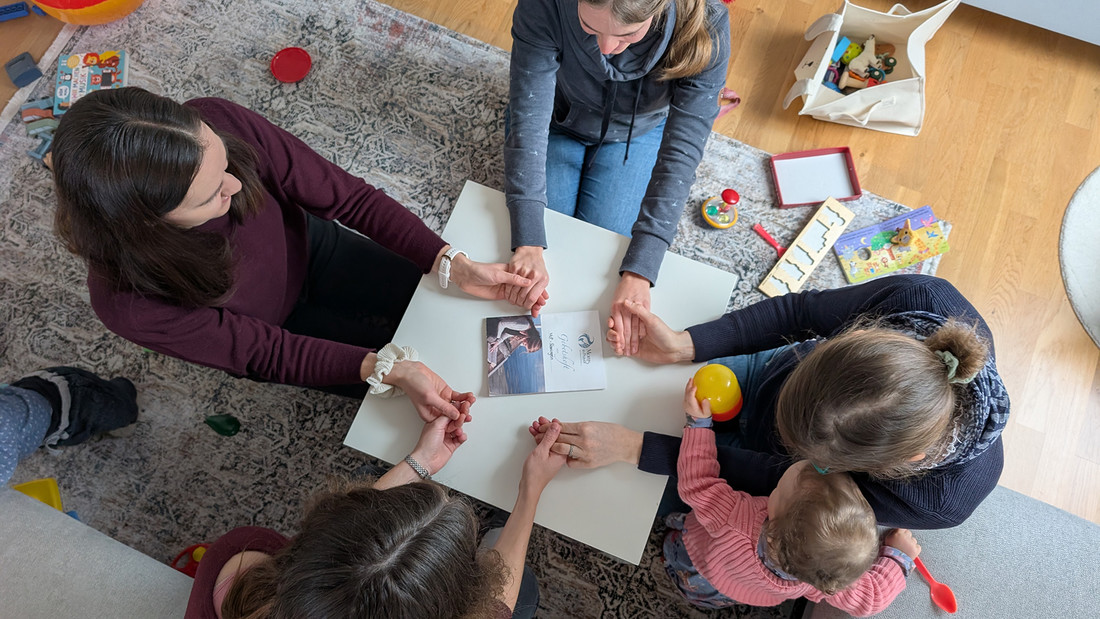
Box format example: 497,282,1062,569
676,427,907,617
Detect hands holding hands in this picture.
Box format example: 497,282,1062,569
528,416,644,469
606,296,696,363
445,249,547,316
408,406,471,475
503,246,551,317
381,358,476,426
519,418,568,499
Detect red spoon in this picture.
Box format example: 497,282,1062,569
752,224,786,257
914,557,958,614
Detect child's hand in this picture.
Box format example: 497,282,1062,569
885,528,921,559
683,378,712,419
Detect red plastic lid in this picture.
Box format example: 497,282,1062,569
270,47,312,83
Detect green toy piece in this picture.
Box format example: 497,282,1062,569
204,414,241,436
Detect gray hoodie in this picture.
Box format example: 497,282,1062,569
505,0,731,282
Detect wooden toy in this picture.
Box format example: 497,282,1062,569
24,118,58,136
847,35,878,76
758,197,854,297
4,51,42,88
701,188,740,229
839,41,863,65
20,96,54,122
693,364,743,422
830,36,852,63
27,134,53,165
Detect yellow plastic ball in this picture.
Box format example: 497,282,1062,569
693,364,743,422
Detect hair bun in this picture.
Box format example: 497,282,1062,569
924,319,989,383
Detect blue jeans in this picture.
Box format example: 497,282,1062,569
544,120,666,236
655,345,795,517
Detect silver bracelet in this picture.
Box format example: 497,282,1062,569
404,454,432,480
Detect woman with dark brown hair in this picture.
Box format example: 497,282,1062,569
51,87,541,418
531,275,1011,529
185,415,568,619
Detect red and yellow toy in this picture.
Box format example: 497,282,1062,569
31,0,145,25
701,188,740,229
693,364,743,422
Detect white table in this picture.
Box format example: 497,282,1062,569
344,181,737,564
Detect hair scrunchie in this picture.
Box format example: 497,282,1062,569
366,343,419,397
934,350,975,385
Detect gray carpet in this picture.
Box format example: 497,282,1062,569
0,1,936,616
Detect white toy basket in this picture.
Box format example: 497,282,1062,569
782,0,960,136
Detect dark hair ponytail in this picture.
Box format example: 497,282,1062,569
52,87,263,307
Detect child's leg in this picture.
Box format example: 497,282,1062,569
0,385,53,485
662,518,739,610
11,367,138,447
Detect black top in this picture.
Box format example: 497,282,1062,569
639,275,1008,529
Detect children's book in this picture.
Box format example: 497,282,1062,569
833,205,950,284
486,311,606,396
54,50,128,116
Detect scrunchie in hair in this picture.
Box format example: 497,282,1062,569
934,350,975,385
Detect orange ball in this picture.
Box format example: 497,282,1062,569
31,0,146,26
693,364,743,422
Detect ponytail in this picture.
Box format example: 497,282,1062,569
661,0,717,81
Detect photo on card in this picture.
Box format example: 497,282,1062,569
486,311,606,396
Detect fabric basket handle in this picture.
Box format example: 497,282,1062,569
825,96,897,126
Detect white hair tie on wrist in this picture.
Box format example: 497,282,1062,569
366,343,419,397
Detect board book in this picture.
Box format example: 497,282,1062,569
833,206,950,284
54,50,128,116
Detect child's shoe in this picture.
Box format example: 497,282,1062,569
11,367,139,447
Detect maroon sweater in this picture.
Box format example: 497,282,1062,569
87,98,447,387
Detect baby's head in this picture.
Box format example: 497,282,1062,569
764,461,879,595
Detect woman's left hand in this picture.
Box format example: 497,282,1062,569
386,360,476,423
609,272,652,356
409,404,471,474
447,252,549,315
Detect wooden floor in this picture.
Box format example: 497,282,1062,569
4,1,1099,524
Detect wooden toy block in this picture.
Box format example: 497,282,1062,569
758,197,855,297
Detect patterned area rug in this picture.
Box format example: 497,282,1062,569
0,1,936,617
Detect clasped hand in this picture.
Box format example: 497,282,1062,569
606,297,696,363
385,359,475,426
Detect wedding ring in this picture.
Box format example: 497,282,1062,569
568,444,576,459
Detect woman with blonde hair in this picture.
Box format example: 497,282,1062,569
503,0,732,355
